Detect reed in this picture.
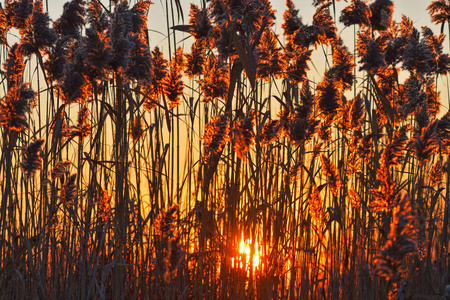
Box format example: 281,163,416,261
1,0,450,299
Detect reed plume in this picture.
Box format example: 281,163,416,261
20,138,45,177
320,154,341,197
340,0,371,27
0,83,35,132
3,43,25,88
374,193,418,283
129,115,145,141
233,112,256,160
185,39,206,78
0,4,9,46
313,3,337,46
163,48,184,109
60,173,77,206
256,29,286,81
53,0,85,39
369,0,394,31
63,105,92,140
164,234,185,283
97,189,111,223
5,0,33,31
199,53,229,103
18,0,56,56
201,115,230,164
50,160,71,181
309,185,325,228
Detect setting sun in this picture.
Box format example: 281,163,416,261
232,233,263,273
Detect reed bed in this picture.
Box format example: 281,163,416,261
1,0,450,299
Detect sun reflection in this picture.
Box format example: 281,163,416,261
232,233,263,273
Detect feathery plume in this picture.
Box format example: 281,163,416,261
315,71,342,116
63,105,92,140
428,0,450,29
286,46,312,85
163,49,184,109
293,24,321,49
357,29,386,72
201,115,230,164
430,159,443,186
83,28,111,84
19,0,57,56
60,174,77,206
331,38,355,91
374,193,418,282
97,189,111,222
320,154,341,197
409,120,439,165
282,0,303,41
348,189,361,209
260,119,281,145
309,185,324,228
188,3,212,42
107,1,134,72
3,43,25,88
199,53,229,103
0,4,10,46
164,234,185,283
50,160,71,181
313,3,337,46
53,0,86,39
0,83,35,132
87,0,108,32
44,36,71,83
401,28,434,75
20,139,45,177
129,116,145,141
369,0,394,31
150,46,168,93
256,29,286,81
185,39,206,78
233,112,256,160
154,205,179,238
5,0,33,31
58,42,90,104
130,0,151,36
340,0,371,27
125,34,152,83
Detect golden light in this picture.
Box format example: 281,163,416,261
232,233,263,273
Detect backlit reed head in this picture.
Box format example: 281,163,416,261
20,138,45,177
256,29,286,81
233,113,256,160
5,0,33,31
50,160,71,181
3,43,25,88
320,154,341,197
19,0,57,56
60,173,77,206
313,3,337,46
340,0,371,27
374,193,417,282
129,116,145,141
54,0,85,39
185,39,206,78
87,0,108,33
189,3,212,42
369,0,394,31
199,53,229,103
0,83,35,132
201,115,230,164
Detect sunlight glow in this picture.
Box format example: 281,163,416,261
232,233,263,273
